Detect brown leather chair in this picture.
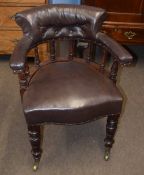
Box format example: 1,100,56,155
10,4,133,171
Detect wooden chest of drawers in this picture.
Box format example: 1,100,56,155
0,0,47,59
82,0,144,44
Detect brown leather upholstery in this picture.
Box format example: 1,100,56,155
23,60,122,124
96,32,132,64
15,5,106,43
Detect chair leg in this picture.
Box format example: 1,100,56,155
28,124,42,171
104,114,120,161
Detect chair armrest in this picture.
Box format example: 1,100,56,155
96,32,133,65
10,36,33,72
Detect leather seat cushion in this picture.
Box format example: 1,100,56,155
23,60,123,124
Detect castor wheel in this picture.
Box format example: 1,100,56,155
33,160,39,171
104,148,110,161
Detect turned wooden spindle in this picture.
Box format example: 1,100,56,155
68,40,76,60
99,48,108,72
34,47,40,66
28,125,42,171
86,42,93,63
18,64,30,96
50,39,56,62
109,59,119,83
105,115,119,148
104,114,120,160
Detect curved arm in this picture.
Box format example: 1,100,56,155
10,36,33,72
96,32,133,65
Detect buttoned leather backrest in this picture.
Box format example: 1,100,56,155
15,4,106,46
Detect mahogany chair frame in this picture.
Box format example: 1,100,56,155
10,5,132,171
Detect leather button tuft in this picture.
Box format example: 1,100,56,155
55,31,58,34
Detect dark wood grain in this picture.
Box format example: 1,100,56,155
18,64,30,96
34,47,40,66
86,42,94,62
109,59,119,83
50,40,56,62
104,114,119,149
28,125,42,163
83,0,144,44
69,40,76,60
99,48,108,72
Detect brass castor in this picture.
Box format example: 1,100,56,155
33,160,39,171
104,148,110,161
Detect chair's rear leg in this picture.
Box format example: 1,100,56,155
104,114,120,160
28,124,42,171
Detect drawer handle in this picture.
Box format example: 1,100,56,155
124,31,136,40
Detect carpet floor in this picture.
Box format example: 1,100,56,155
0,47,144,175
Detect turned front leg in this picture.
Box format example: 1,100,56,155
28,125,42,171
104,114,120,160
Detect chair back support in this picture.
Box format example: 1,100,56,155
15,4,106,45
10,4,132,92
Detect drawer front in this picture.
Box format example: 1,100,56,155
0,31,49,61
0,31,22,54
102,25,144,44
84,0,143,13
0,0,45,4
0,6,36,29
